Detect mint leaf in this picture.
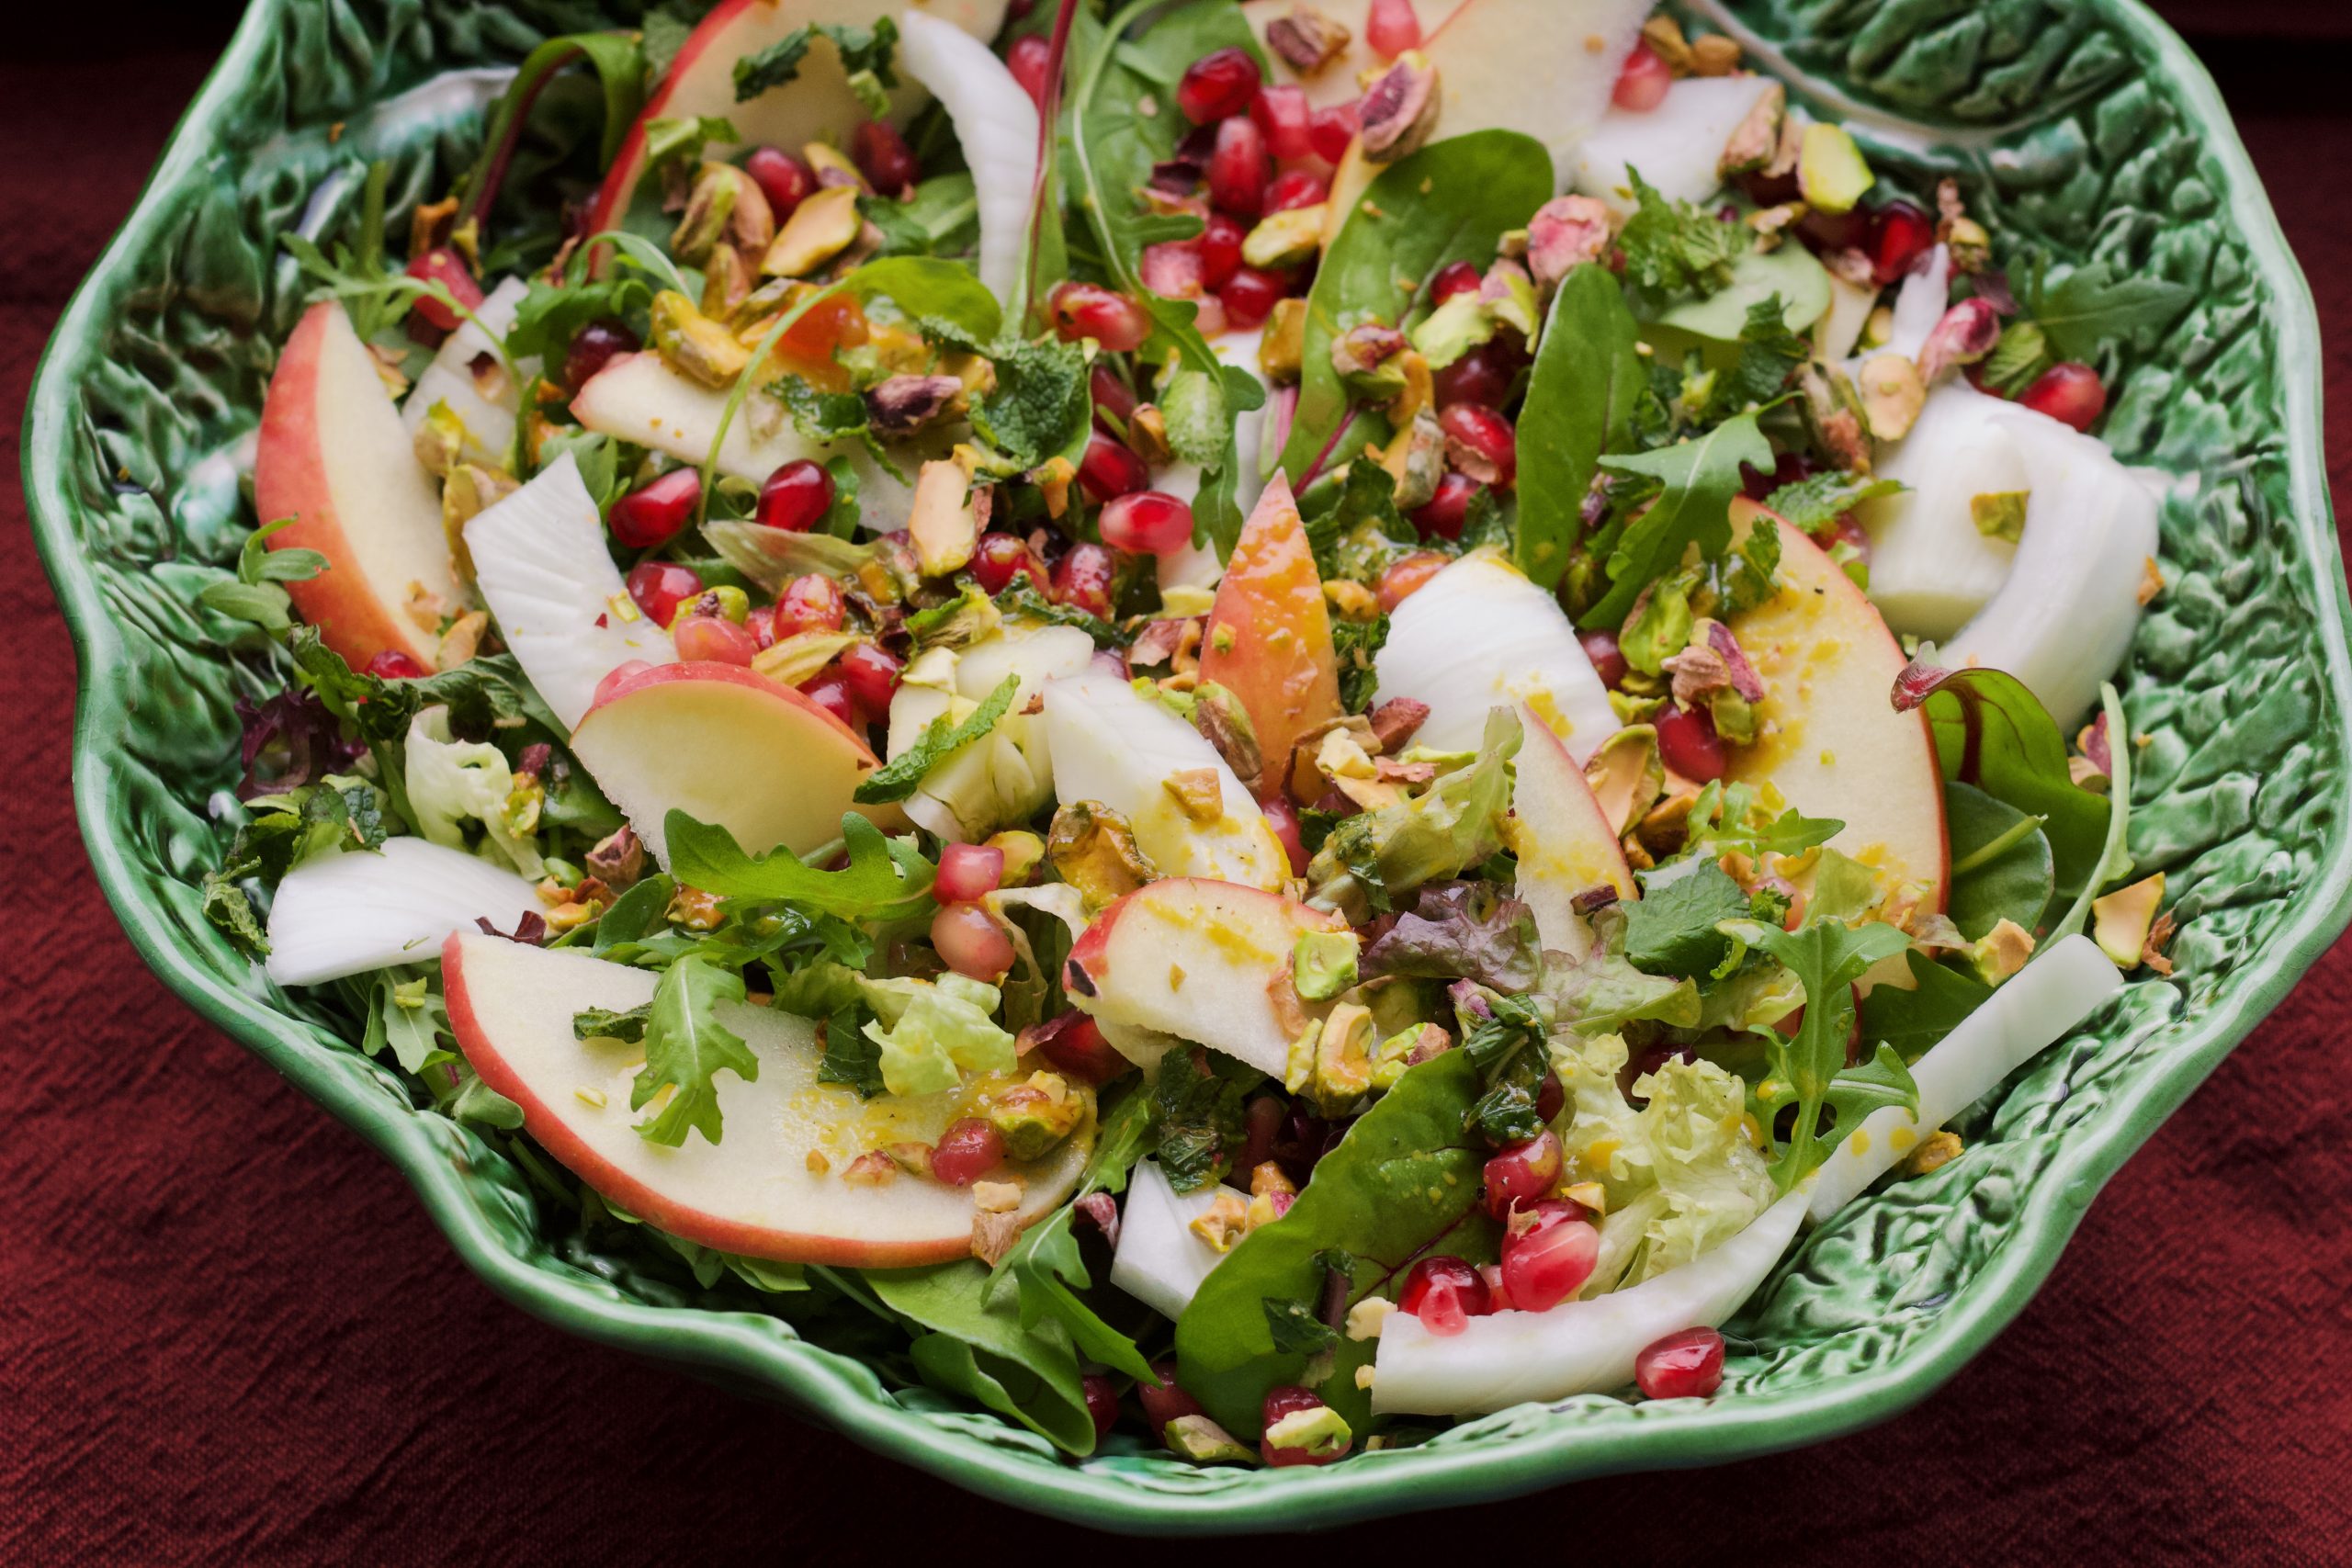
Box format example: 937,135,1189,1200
1625,861,1750,977
1714,293,1809,414
663,810,937,922
817,1001,886,1097
1262,1297,1340,1354
1617,167,1744,299
1585,412,1771,629
1152,1046,1257,1193
573,1003,650,1043
631,955,754,1147
1760,470,1905,535
733,29,814,98
854,673,1021,805
1330,614,1388,713
1979,320,2052,398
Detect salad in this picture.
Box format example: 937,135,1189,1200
207,0,2186,1464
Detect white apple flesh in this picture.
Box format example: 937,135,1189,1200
1508,703,1635,962
1241,0,1467,108
1419,0,1652,172
264,837,542,987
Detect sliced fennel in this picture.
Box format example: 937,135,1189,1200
896,9,1038,308
1858,380,2030,639
401,276,533,468
885,626,1094,842
1107,1160,1232,1321
1883,243,1951,361
264,837,542,987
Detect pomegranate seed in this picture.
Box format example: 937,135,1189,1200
838,642,904,719
933,901,1015,982
363,649,429,680
1035,1013,1127,1085
1099,491,1196,556
755,457,835,532
1250,84,1315,161
1054,542,1118,618
1137,1364,1204,1436
404,247,482,332
1869,199,1937,286
1376,549,1448,611
1176,46,1261,124
1439,402,1517,488
1499,1201,1600,1311
1260,1386,1347,1467
1479,1262,1516,1313
1535,1071,1565,1122
2018,361,2107,432
852,119,919,197
592,660,651,708
1398,1256,1492,1335
1007,33,1053,109
1410,471,1479,539
1796,205,1871,254
931,1116,1007,1185
1306,101,1359,165
773,573,846,638
1579,629,1628,688
1141,239,1205,299
744,146,815,220
935,842,1006,903
1261,796,1309,875
1081,1374,1121,1442
1741,450,1815,502
1429,260,1483,306
672,613,760,666
1634,1326,1726,1401
1365,0,1421,59
1656,703,1728,782
1219,265,1288,330
1432,343,1515,410
1481,1130,1564,1219
1206,115,1271,219
1265,169,1329,214
563,319,638,390
1089,365,1138,423
969,532,1043,594
1079,430,1151,502
625,559,704,626
1612,39,1672,112
1199,212,1247,289
799,671,861,730
608,468,702,549
1048,281,1152,353
744,604,780,649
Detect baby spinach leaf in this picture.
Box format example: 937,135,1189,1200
664,810,937,923
1944,780,2055,941
630,954,753,1147
1859,950,1995,1063
1625,860,1750,977
864,1260,1097,1455
1515,264,1645,589
989,1087,1159,1382
1582,412,1771,630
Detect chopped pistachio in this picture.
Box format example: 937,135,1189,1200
1243,205,1328,269
1263,1403,1351,1458
1797,123,1875,215
1358,51,1440,164
1291,930,1362,1002
1265,4,1351,75
1344,1295,1395,1342
650,289,751,388
1971,491,2030,544
1856,352,1926,441
1046,801,1159,911
1408,294,1494,371
1965,917,2037,985
1719,83,1786,178
1161,767,1225,824
1260,298,1308,384
802,141,868,193
2091,873,2166,969
1162,1414,1258,1464
762,185,863,278
906,458,979,577
986,829,1046,887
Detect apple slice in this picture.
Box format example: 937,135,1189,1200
1568,73,1781,213
400,276,534,468
444,931,1089,1266
568,660,905,868
1508,703,1635,962
462,452,676,730
1042,672,1289,890
1418,0,1652,170
1242,0,1467,107
1722,502,1949,906
1065,878,1350,1077
1371,548,1620,761
1195,474,1340,799
263,837,542,987
585,0,1009,242
1108,1158,1234,1321
254,301,466,667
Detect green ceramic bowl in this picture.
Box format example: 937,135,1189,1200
26,0,2349,1532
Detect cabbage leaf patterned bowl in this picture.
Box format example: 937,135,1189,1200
25,0,2349,1532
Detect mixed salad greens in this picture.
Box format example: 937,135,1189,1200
207,0,2187,1463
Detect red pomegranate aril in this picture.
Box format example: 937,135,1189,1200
935,842,1006,903
672,613,759,666
851,118,919,197
1306,101,1359,164
1261,795,1309,875
1141,239,1206,299
1376,549,1448,611
1432,344,1515,410
1265,169,1329,214
1176,46,1261,124
1797,205,1871,254
1260,1386,1347,1467
773,572,846,638
971,532,1044,595
2018,361,2107,433
563,319,639,390
931,1117,1007,1186
625,559,704,626
609,468,702,549
744,604,779,649
1219,265,1288,330
755,457,836,532
1079,430,1151,502
1634,1326,1726,1400
744,146,816,220
1535,1071,1565,1122
1500,1202,1600,1311
1100,491,1196,556
1090,364,1138,423
799,671,861,730
1199,212,1247,289
1007,33,1054,108
1611,39,1672,112
933,902,1015,982
1397,1255,1492,1336
1481,1129,1564,1220
1365,0,1422,59
1439,402,1517,488
1036,1013,1126,1085
838,642,904,719
1656,703,1728,782
1138,1365,1205,1436
1048,281,1152,353
404,247,482,332
1206,115,1271,219
364,649,429,680
1411,471,1478,540
1250,84,1315,161
1580,628,1628,688
1080,1375,1121,1441
1054,541,1118,618
1869,199,1937,286
1430,260,1483,306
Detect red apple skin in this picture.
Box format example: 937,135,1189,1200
582,658,879,757
1195,475,1341,803
254,302,449,667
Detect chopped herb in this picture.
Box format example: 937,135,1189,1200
854,674,1021,804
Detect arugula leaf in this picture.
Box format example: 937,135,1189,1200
1858,949,1995,1063
368,971,451,1076
1515,264,1646,589
630,955,755,1147
663,809,938,923
817,1000,886,1097
1760,470,1905,534
854,673,1021,805
989,1087,1159,1383
505,271,654,366
1583,412,1771,630
1616,168,1744,299
2029,260,2193,360
592,874,675,953
573,1003,650,1043
1625,861,1750,977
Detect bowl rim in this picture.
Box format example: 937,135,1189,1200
24,0,2351,1533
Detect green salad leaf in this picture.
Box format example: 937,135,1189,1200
862,1261,1097,1455
1858,949,1996,1063
990,1087,1159,1383
1582,412,1771,630
664,810,937,923
1944,780,2055,940
1515,264,1647,589
629,954,754,1147
854,673,1022,805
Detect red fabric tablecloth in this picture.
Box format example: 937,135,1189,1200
5,8,2348,1560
